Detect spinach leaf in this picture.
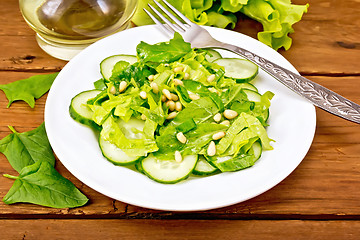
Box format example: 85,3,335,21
136,32,191,63
0,123,55,173
3,161,88,208
0,72,58,108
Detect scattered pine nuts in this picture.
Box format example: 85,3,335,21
220,120,231,127
166,100,176,111
150,82,159,94
170,93,179,101
189,94,200,101
207,74,216,82
213,113,221,122
148,75,155,81
161,95,167,102
207,141,216,156
212,131,226,140
208,87,218,93
183,72,190,80
176,132,187,144
223,109,238,119
175,150,183,163
139,91,147,99
166,111,178,119
141,114,147,121
174,66,184,73
109,85,116,95
173,79,184,86
162,89,172,100
119,81,127,93
175,101,182,112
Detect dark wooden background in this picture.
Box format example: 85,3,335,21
0,0,359,239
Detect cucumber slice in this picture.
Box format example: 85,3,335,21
213,58,258,82
69,90,101,130
193,155,219,176
243,89,270,122
250,141,262,162
100,54,137,80
99,117,146,165
238,83,258,92
204,49,222,62
99,136,141,165
243,89,261,102
141,154,198,184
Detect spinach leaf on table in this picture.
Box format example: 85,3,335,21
0,72,58,108
3,161,88,208
0,123,55,173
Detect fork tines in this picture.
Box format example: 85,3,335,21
144,0,192,37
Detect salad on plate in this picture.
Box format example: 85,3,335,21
69,33,274,184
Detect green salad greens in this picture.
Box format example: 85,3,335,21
132,0,309,51
69,33,274,184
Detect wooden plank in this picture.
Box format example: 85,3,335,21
1,219,360,240
0,72,359,217
0,0,359,74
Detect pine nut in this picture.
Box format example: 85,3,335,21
148,75,155,81
170,93,179,101
150,82,159,94
183,72,190,80
109,85,116,95
189,94,200,101
141,114,147,121
175,101,182,112
173,79,184,86
213,113,221,122
208,87,218,93
166,100,176,111
212,131,226,140
140,91,147,99
119,81,127,93
162,89,172,100
161,95,167,102
220,120,231,126
175,150,182,163
174,66,184,73
176,132,187,144
223,109,238,119
207,141,216,156
207,74,216,82
166,111,178,119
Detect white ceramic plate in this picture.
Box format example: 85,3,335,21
45,25,316,211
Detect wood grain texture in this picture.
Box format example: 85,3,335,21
0,0,359,74
1,219,360,240
0,72,359,218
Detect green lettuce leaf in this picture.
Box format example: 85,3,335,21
0,72,58,108
137,32,192,63
241,0,309,50
132,0,308,51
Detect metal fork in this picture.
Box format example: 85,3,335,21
144,0,360,124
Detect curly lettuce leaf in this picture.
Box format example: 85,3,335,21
132,0,308,51
241,0,309,50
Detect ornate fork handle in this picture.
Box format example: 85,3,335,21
211,42,360,124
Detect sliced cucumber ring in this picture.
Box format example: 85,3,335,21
99,136,141,165
100,54,137,80
204,49,222,62
69,90,101,130
141,154,198,184
214,58,258,82
193,155,219,176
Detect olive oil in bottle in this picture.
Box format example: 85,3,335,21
37,0,126,39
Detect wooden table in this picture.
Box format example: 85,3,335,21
1,0,359,239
